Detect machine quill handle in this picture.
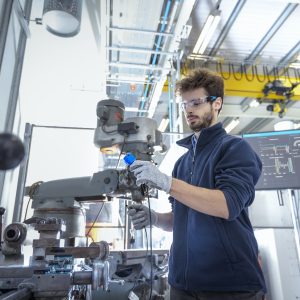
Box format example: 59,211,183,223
123,152,136,166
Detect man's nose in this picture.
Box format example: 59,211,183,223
184,105,194,114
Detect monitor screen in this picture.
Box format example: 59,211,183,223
243,129,300,190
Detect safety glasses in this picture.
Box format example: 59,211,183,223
180,96,218,111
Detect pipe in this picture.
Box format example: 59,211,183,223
167,74,173,131
108,26,173,37
138,0,173,114
107,46,175,56
147,0,195,119
108,62,172,71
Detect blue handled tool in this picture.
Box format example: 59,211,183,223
123,152,136,166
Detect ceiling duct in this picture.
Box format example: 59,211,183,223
43,0,83,37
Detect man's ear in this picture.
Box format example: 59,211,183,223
213,97,223,112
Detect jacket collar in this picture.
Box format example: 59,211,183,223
177,122,226,150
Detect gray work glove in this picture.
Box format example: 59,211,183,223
130,160,172,193
127,204,158,230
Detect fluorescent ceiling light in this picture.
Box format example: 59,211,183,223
148,79,166,118
290,62,300,69
193,10,221,55
125,107,147,112
274,120,295,131
188,54,207,61
225,118,240,133
249,99,260,108
158,117,170,132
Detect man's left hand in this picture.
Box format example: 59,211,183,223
130,160,172,193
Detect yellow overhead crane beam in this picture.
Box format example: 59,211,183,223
163,70,300,100
222,72,300,100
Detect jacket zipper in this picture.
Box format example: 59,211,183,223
184,150,196,289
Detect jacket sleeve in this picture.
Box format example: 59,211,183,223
214,138,262,221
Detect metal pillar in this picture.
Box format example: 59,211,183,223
12,123,33,222
0,0,32,213
5,0,33,132
0,1,14,69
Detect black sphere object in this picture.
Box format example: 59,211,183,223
0,133,25,171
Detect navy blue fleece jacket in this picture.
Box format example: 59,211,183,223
168,122,266,292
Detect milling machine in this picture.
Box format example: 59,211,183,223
0,99,169,300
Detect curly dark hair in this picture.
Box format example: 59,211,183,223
176,68,224,114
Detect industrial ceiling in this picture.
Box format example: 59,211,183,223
23,0,300,137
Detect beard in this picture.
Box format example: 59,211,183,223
188,106,214,132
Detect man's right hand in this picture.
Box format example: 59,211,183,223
127,204,158,230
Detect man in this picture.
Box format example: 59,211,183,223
128,68,266,300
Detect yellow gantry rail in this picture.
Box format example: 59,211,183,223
163,69,300,100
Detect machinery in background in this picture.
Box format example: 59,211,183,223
262,80,299,118
93,249,168,299
262,79,299,99
0,217,112,300
0,99,169,300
